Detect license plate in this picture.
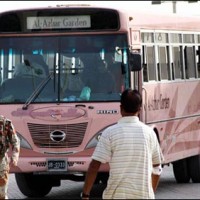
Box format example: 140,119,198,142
47,159,67,171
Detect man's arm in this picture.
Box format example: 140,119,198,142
82,159,101,197
152,174,160,192
152,164,162,192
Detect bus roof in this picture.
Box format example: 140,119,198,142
0,4,116,14
1,4,200,33
128,11,200,32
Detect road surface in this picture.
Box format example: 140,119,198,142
7,164,200,199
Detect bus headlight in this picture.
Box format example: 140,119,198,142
85,124,117,149
85,131,103,149
17,132,32,150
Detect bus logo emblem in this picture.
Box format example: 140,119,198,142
50,130,66,142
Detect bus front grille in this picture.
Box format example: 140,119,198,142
27,122,88,148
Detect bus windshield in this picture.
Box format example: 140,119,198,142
0,34,129,104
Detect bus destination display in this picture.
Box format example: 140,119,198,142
27,16,91,30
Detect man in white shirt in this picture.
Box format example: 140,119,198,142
81,89,163,199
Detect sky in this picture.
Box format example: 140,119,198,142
1,1,200,16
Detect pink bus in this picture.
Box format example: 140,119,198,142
1,3,200,197
129,11,200,184
0,4,140,197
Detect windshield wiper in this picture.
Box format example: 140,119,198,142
22,72,54,110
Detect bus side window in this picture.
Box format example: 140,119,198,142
184,46,196,79
172,46,184,79
158,46,170,81
142,46,148,82
146,46,156,81
197,46,200,78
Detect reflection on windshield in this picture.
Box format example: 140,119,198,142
0,34,129,104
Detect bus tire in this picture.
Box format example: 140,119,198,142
188,155,200,183
172,159,190,183
15,173,52,197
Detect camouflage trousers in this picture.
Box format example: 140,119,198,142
0,170,9,199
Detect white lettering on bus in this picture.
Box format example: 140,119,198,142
97,110,118,114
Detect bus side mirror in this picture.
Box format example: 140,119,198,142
129,52,142,71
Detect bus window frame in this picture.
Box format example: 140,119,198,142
141,30,200,83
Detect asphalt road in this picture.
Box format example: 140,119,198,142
7,164,200,199
156,164,200,199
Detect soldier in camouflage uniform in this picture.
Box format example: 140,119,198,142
0,115,20,199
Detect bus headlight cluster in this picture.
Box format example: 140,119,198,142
17,132,32,150
85,130,104,149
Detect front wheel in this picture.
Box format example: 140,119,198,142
172,158,190,183
15,173,52,198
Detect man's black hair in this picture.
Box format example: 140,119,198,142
120,89,142,113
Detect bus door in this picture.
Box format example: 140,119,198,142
129,29,144,120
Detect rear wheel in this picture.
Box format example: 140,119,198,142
188,155,200,183
15,173,52,198
172,158,190,183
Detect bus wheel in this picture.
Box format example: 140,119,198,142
172,159,190,183
15,173,52,197
188,155,200,183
